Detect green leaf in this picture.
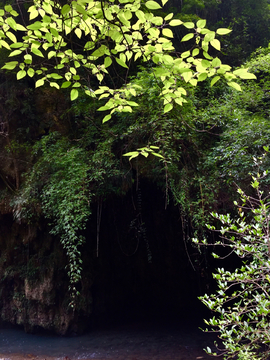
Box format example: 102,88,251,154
50,73,63,79
91,46,106,58
216,28,232,35
152,152,164,159
9,50,22,57
24,54,32,64
116,57,128,68
75,28,82,39
212,57,221,67
164,103,173,113
35,78,45,88
48,51,56,59
61,4,70,16
70,89,79,101
210,75,220,87
163,54,174,64
145,1,162,10
228,81,241,91
201,59,210,68
197,19,206,28
29,9,39,21
164,13,173,21
183,22,194,29
123,151,139,160
27,68,35,77
6,17,17,31
32,48,44,57
198,73,207,81
2,61,18,70
210,39,220,51
204,31,215,42
182,70,192,82
169,19,183,26
181,51,190,58
162,28,173,38
43,2,52,14
104,57,112,68
4,5,13,12
45,32,53,43
102,114,112,123
6,31,17,43
192,48,200,57
16,24,27,31
27,22,43,30
17,70,26,80
61,81,71,88
181,33,194,42
233,68,257,80
10,42,24,49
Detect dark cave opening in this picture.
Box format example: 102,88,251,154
86,179,213,330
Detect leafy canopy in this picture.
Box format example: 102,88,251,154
0,0,256,121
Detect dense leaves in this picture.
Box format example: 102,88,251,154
0,0,255,122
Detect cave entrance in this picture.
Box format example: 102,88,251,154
88,179,211,329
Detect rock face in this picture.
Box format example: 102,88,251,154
0,215,93,335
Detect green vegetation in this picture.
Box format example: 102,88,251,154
0,0,270,355
194,169,270,359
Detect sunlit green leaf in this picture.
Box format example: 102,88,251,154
6,17,17,31
197,19,206,28
36,78,45,88
27,21,43,30
4,4,13,12
210,39,220,51
104,57,112,68
61,4,70,16
212,57,221,67
24,54,32,64
9,49,22,57
6,31,17,43
183,22,194,29
29,9,39,21
169,19,183,26
70,88,79,101
164,103,173,113
192,48,200,57
162,28,173,38
145,1,162,10
216,28,232,35
27,68,35,77
228,81,241,91
17,69,26,80
204,31,215,42
61,81,71,88
210,75,220,86
181,33,194,42
2,61,18,70
233,68,257,80
102,114,112,123
164,13,173,21
116,57,128,68
32,47,44,57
